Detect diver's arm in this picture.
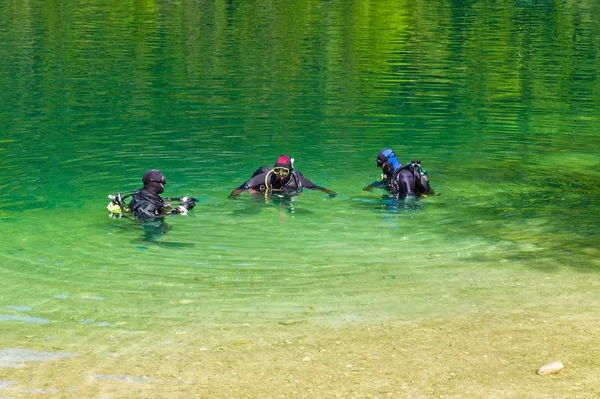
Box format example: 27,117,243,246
314,185,338,198
294,172,337,198
229,177,259,198
168,197,197,214
363,181,385,191
228,187,246,198
169,207,186,215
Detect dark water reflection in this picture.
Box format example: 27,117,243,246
0,0,599,333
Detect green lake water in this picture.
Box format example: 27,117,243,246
1,0,599,379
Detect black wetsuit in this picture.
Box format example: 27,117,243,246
129,188,167,221
239,166,316,195
383,164,432,197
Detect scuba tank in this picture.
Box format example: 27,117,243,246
388,160,431,196
409,160,429,195
107,192,134,217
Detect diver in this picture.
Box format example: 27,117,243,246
228,155,337,198
107,170,197,221
363,148,433,198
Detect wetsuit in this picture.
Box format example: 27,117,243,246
384,164,432,197
238,166,316,195
367,149,433,198
128,170,193,221
129,188,167,221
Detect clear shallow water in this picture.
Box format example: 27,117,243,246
1,0,599,349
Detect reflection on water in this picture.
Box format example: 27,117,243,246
231,193,313,217
350,195,426,224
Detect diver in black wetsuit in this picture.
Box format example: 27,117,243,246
363,149,433,198
228,155,337,198
128,170,197,221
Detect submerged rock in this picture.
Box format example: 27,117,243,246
0,348,78,368
88,374,162,384
537,361,564,375
0,314,50,324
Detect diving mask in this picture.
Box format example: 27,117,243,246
273,167,290,177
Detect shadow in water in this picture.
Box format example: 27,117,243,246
231,193,313,217
349,195,425,213
134,219,196,248
140,218,172,241
108,216,195,249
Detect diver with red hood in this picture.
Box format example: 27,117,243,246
228,155,337,198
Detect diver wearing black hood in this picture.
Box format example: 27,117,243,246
228,155,337,198
128,170,196,221
364,149,433,197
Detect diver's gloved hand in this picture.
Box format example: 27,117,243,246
328,192,338,199
181,197,196,210
174,206,188,215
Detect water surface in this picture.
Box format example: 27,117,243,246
0,0,599,389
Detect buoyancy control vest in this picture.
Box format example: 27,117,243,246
387,160,432,196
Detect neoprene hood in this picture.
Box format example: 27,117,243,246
142,170,166,195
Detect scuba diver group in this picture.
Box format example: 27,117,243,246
107,149,433,221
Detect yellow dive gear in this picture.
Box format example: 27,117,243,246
107,201,124,214
107,194,130,216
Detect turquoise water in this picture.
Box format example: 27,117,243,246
1,0,599,347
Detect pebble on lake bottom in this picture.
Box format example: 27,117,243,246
536,361,564,375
